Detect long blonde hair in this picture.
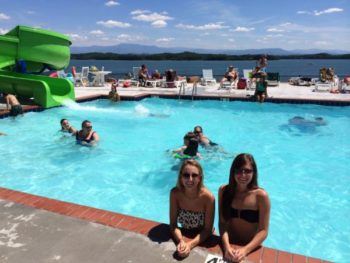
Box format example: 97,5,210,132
176,159,204,192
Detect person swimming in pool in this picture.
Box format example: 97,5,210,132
76,120,99,146
170,159,215,259
193,126,217,147
172,132,201,159
219,153,270,262
60,118,77,135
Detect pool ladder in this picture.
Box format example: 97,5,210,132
178,82,198,100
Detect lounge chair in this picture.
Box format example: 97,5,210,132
266,72,280,87
201,69,217,86
243,69,254,90
74,66,89,87
219,67,239,91
314,68,338,92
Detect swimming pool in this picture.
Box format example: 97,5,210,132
0,98,349,261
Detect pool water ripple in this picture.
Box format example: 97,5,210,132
0,98,349,262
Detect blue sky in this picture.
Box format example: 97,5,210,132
1,0,349,50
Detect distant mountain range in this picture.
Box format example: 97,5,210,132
71,43,349,55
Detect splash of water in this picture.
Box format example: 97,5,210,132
134,104,150,116
62,99,121,113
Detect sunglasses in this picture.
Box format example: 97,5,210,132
194,130,202,134
84,126,93,129
235,168,253,175
182,173,200,179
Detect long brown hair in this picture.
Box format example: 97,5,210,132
176,159,204,192
222,153,259,220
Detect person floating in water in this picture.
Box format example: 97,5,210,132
76,120,99,146
60,118,77,135
286,116,327,134
172,132,200,159
0,132,7,136
3,93,23,117
288,116,326,126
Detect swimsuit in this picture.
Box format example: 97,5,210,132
230,207,259,223
10,104,23,116
178,208,205,229
76,131,96,143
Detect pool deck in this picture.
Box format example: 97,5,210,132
0,82,345,262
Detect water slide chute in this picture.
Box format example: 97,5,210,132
0,25,75,108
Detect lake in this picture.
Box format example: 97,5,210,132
69,59,350,82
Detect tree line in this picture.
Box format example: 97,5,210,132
71,52,350,60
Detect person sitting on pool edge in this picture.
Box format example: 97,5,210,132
60,118,77,135
3,93,23,117
219,153,270,262
170,159,215,259
173,132,200,159
108,81,120,102
193,126,217,147
76,120,99,146
254,74,268,103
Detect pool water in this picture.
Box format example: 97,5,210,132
0,98,349,261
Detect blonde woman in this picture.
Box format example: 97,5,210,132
169,159,215,258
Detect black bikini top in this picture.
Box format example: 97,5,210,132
230,207,259,223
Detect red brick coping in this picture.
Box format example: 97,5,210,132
0,187,330,263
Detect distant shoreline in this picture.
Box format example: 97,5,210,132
71,52,350,60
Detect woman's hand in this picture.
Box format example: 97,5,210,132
224,245,237,262
176,240,191,258
231,247,248,262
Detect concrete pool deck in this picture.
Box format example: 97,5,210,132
0,82,345,262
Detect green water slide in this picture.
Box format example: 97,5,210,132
0,25,75,108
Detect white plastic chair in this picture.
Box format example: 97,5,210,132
201,69,216,86
243,69,254,90
74,66,89,87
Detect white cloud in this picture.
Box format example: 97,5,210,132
105,1,120,7
0,28,8,34
267,28,284,32
0,13,10,20
113,34,143,42
313,40,330,46
97,20,131,28
298,8,343,16
90,30,104,35
26,11,35,15
232,26,255,32
152,20,167,28
156,38,174,42
130,9,150,15
176,22,228,30
228,38,235,42
279,22,292,27
132,12,172,22
66,33,87,41
297,10,312,15
314,8,343,16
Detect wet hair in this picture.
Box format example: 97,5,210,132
184,131,196,141
60,118,68,125
176,159,204,192
183,138,199,157
194,125,203,133
82,120,91,128
221,153,259,220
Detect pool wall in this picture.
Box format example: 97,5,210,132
0,93,345,262
0,187,330,263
